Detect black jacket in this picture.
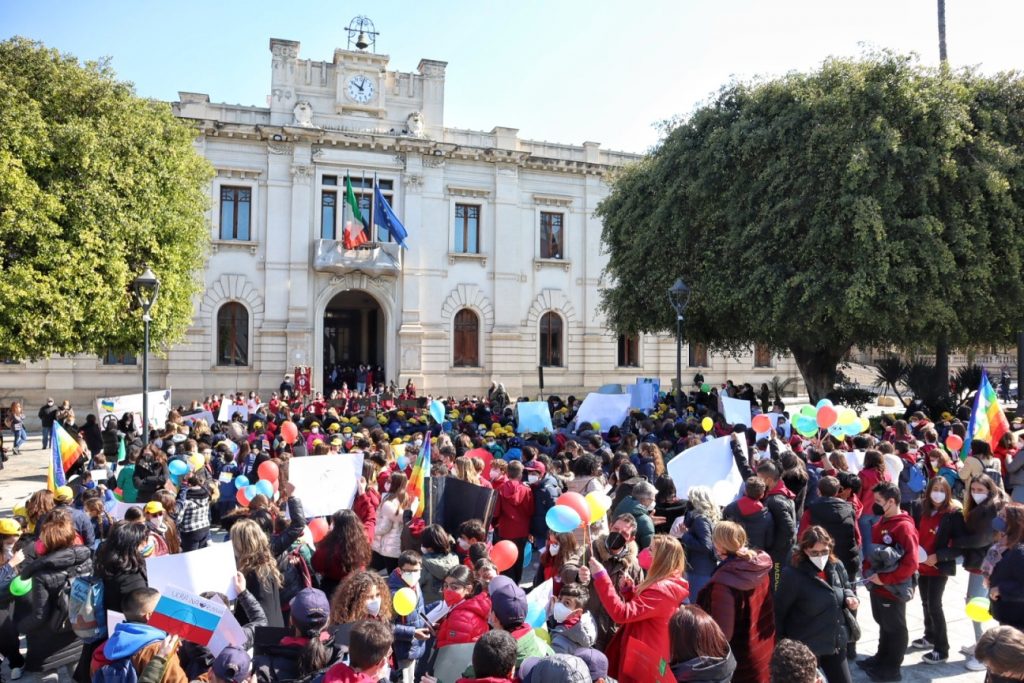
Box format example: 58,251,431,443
762,489,797,566
948,501,999,572
723,497,775,554
530,473,562,540
101,427,122,459
101,568,148,614
989,543,1024,630
774,558,854,656
805,497,860,580
133,456,169,503
38,404,58,428
17,545,93,671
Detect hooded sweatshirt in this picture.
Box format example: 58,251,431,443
723,496,774,554
762,481,797,566
866,511,919,602
322,661,379,683
92,622,188,683
671,649,738,683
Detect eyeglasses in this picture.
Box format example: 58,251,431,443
806,550,830,558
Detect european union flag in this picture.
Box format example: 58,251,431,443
374,184,409,249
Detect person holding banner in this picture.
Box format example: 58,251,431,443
231,519,285,628
90,587,189,683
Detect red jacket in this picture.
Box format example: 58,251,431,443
492,476,533,540
352,489,380,543
455,678,514,683
593,569,689,680
435,592,492,649
867,512,919,601
323,662,378,683
857,467,890,512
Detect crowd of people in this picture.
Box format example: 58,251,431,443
1,381,1023,683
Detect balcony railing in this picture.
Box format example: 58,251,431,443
313,239,402,277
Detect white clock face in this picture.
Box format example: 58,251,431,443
347,75,375,104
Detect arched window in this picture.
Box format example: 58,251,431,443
217,303,249,366
540,312,563,367
453,308,480,367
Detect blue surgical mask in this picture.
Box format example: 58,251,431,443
993,516,1008,533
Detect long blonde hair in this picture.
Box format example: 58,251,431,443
231,519,283,590
637,534,686,593
453,456,480,485
713,520,757,561
687,486,721,525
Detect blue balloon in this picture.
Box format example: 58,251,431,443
546,505,582,534
523,542,533,569
255,479,274,498
827,424,845,438
843,421,862,437
526,601,547,629
168,460,188,476
816,398,834,410
234,475,250,490
396,456,409,470
244,485,260,501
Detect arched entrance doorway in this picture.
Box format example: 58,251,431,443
323,290,386,393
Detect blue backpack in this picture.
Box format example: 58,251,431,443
91,657,138,683
69,575,106,643
906,463,927,494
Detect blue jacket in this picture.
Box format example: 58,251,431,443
103,622,166,660
386,570,426,661
681,511,717,577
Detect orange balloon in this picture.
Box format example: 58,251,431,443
308,518,329,544
816,406,838,429
280,421,299,446
752,414,772,433
945,434,964,452
556,491,591,524
257,460,279,482
490,540,519,572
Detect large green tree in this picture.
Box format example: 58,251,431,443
598,52,1024,402
0,37,212,360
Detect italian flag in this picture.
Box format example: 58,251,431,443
343,174,369,249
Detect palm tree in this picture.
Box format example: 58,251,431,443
770,375,797,402
873,357,908,403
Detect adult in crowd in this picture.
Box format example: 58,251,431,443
668,605,736,683
674,485,718,600
611,481,657,551
577,514,645,650
38,398,57,450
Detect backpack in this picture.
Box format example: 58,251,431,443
905,463,927,494
982,459,1003,489
70,575,107,642
277,543,314,606
91,656,139,683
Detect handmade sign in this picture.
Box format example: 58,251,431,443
721,396,752,428
575,393,631,432
146,541,239,599
217,402,248,423
148,586,245,656
181,410,216,426
666,435,744,507
96,390,172,431
629,382,657,412
516,402,553,434
287,453,364,518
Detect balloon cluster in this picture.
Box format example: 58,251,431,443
235,460,280,506
168,451,210,487
791,399,869,440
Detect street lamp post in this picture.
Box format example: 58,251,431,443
668,278,691,417
132,267,160,446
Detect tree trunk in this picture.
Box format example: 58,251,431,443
937,0,948,64
790,345,849,404
936,337,950,401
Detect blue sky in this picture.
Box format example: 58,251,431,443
2,0,1022,152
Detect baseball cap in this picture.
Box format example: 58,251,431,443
523,461,546,477
520,654,591,683
289,588,330,634
144,501,164,515
487,576,526,627
573,648,609,682
212,646,251,683
54,486,74,503
0,518,21,536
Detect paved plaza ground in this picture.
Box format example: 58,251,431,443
0,434,991,682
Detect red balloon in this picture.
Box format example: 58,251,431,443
280,421,299,446
752,414,772,433
258,460,279,483
308,518,329,544
556,491,591,524
945,434,964,452
638,547,653,570
816,406,838,430
490,540,519,572
235,488,250,507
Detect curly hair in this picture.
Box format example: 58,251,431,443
230,518,282,591
329,570,391,624
318,510,372,578
770,639,819,683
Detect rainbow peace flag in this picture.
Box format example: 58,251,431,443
406,435,429,518
50,422,83,490
961,369,1010,461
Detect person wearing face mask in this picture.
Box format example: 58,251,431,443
455,519,489,568
549,583,597,655
987,503,1024,631
912,476,957,664
859,482,919,682
944,474,1008,670
386,551,431,682
575,514,644,650
327,571,392,653
539,530,583,595
774,526,857,683
419,525,459,604
427,565,492,679
0,518,26,679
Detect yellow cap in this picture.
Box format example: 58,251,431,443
253,421,263,429
391,438,403,446
0,519,21,536
144,501,164,515
328,423,340,432
342,426,353,433
485,432,495,438
55,486,74,503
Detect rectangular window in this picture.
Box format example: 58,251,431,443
219,186,251,241
540,212,564,259
454,204,480,254
617,335,640,367
754,343,772,368
321,190,337,240
339,179,395,244
103,349,138,365
689,342,709,368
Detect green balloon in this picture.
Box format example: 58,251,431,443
9,576,31,597
701,383,711,392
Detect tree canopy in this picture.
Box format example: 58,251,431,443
0,37,212,360
598,52,1024,401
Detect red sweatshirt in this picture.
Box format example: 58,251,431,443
492,475,534,540
867,512,919,601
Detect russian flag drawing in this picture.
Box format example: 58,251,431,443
148,587,224,647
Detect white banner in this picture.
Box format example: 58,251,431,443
666,435,744,507
96,390,173,431
218,403,248,423
575,393,631,433
146,541,239,600
721,396,752,428
181,410,216,426
288,453,364,518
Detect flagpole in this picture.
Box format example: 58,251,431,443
363,169,373,244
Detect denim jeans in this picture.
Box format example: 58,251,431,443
13,426,27,450
966,571,987,642
40,426,51,450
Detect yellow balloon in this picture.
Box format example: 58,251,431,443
966,597,992,623
585,491,612,521
837,409,857,427
859,417,871,433
189,453,204,471
393,587,417,616
535,627,551,644
701,417,713,432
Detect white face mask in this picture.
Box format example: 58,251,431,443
972,492,988,505
930,491,946,505
548,543,560,555
527,474,540,485
403,570,421,587
365,597,381,616
809,554,829,571
458,538,471,551
553,602,574,623
489,469,500,480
